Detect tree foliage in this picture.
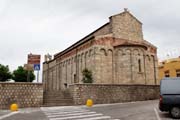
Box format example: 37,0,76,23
0,64,12,82
82,68,93,83
12,66,35,82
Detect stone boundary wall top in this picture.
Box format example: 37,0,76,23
0,82,43,109
69,84,160,105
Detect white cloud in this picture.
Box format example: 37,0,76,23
0,0,180,82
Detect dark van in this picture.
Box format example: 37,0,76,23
159,77,180,118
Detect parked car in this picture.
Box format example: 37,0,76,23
159,77,180,118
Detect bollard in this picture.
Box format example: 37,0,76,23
10,103,18,111
86,99,93,107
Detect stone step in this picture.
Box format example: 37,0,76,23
44,94,72,97
43,99,74,106
45,93,71,96
44,98,73,101
44,93,72,98
44,91,71,95
44,96,72,98
44,99,73,103
43,102,74,107
43,90,73,106
44,95,72,99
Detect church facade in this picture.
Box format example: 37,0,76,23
43,9,158,92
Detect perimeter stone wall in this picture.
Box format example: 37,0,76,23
69,84,159,105
0,82,43,109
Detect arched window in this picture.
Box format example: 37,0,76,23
138,59,142,72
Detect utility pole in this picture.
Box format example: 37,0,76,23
27,71,30,82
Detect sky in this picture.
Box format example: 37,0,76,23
0,0,180,82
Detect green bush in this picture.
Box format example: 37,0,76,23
12,66,35,82
0,64,12,82
82,68,93,83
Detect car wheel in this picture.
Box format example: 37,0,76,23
170,107,180,118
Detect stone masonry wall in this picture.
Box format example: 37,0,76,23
94,43,157,85
69,84,159,105
0,82,43,109
43,46,96,91
111,11,143,41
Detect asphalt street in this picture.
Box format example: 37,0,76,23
88,100,172,120
0,100,174,120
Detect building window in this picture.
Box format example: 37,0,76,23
164,71,170,77
138,59,142,72
176,70,180,77
74,74,77,83
64,83,67,88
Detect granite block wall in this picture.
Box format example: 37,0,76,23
69,84,159,105
0,82,43,109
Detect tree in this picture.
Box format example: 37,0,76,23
12,66,35,82
82,68,93,83
0,64,12,82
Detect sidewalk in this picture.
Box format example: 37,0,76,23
0,108,42,120
0,110,12,120
0,110,10,116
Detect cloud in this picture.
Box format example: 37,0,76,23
0,0,180,81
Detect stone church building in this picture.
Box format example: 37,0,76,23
43,9,158,92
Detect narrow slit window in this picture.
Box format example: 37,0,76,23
138,59,142,72
74,74,77,83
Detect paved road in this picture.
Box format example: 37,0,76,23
88,100,172,120
0,100,174,120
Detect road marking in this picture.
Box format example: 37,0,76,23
41,106,79,110
48,111,96,118
41,106,119,120
50,113,103,120
44,110,90,115
0,112,19,120
77,116,111,120
154,108,161,120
